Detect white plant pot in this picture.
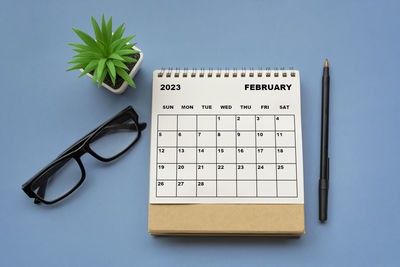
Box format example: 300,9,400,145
82,46,143,94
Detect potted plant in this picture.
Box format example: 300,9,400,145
67,15,143,94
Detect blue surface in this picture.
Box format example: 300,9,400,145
1,0,399,266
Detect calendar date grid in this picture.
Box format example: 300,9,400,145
155,114,298,198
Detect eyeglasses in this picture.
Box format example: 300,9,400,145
22,106,146,205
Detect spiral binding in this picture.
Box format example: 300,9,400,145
157,67,296,78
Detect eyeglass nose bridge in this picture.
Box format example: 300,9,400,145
73,143,91,158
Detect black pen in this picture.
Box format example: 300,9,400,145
319,59,330,223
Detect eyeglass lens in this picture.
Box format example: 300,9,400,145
89,116,139,159
31,157,82,202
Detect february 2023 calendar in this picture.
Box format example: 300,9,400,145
149,69,304,204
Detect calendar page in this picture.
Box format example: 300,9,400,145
149,69,304,204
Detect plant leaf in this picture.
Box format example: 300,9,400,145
73,51,101,58
96,39,105,47
110,38,125,52
126,42,137,47
111,23,125,42
107,64,116,86
115,36,135,51
68,57,96,64
110,36,135,52
121,56,137,63
70,45,98,53
109,53,125,61
68,43,89,49
106,60,116,79
106,16,112,43
116,67,135,88
101,14,107,44
72,28,98,48
91,16,103,42
92,67,98,85
112,59,129,70
72,28,104,55
96,58,107,81
79,60,99,77
115,49,136,56
66,63,87,71
72,48,86,53
98,67,107,88
110,72,116,86
124,43,134,49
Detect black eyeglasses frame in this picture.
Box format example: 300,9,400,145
22,106,146,205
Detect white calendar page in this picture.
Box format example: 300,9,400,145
149,69,304,204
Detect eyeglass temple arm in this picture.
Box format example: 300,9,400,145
34,122,146,204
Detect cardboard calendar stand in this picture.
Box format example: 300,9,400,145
148,69,305,236
148,204,304,235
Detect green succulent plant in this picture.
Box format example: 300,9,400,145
67,15,138,88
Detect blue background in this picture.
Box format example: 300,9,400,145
1,0,399,266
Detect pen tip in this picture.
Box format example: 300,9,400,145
324,59,329,68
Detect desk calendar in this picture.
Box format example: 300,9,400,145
149,69,304,205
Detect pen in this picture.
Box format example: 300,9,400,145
319,59,330,223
